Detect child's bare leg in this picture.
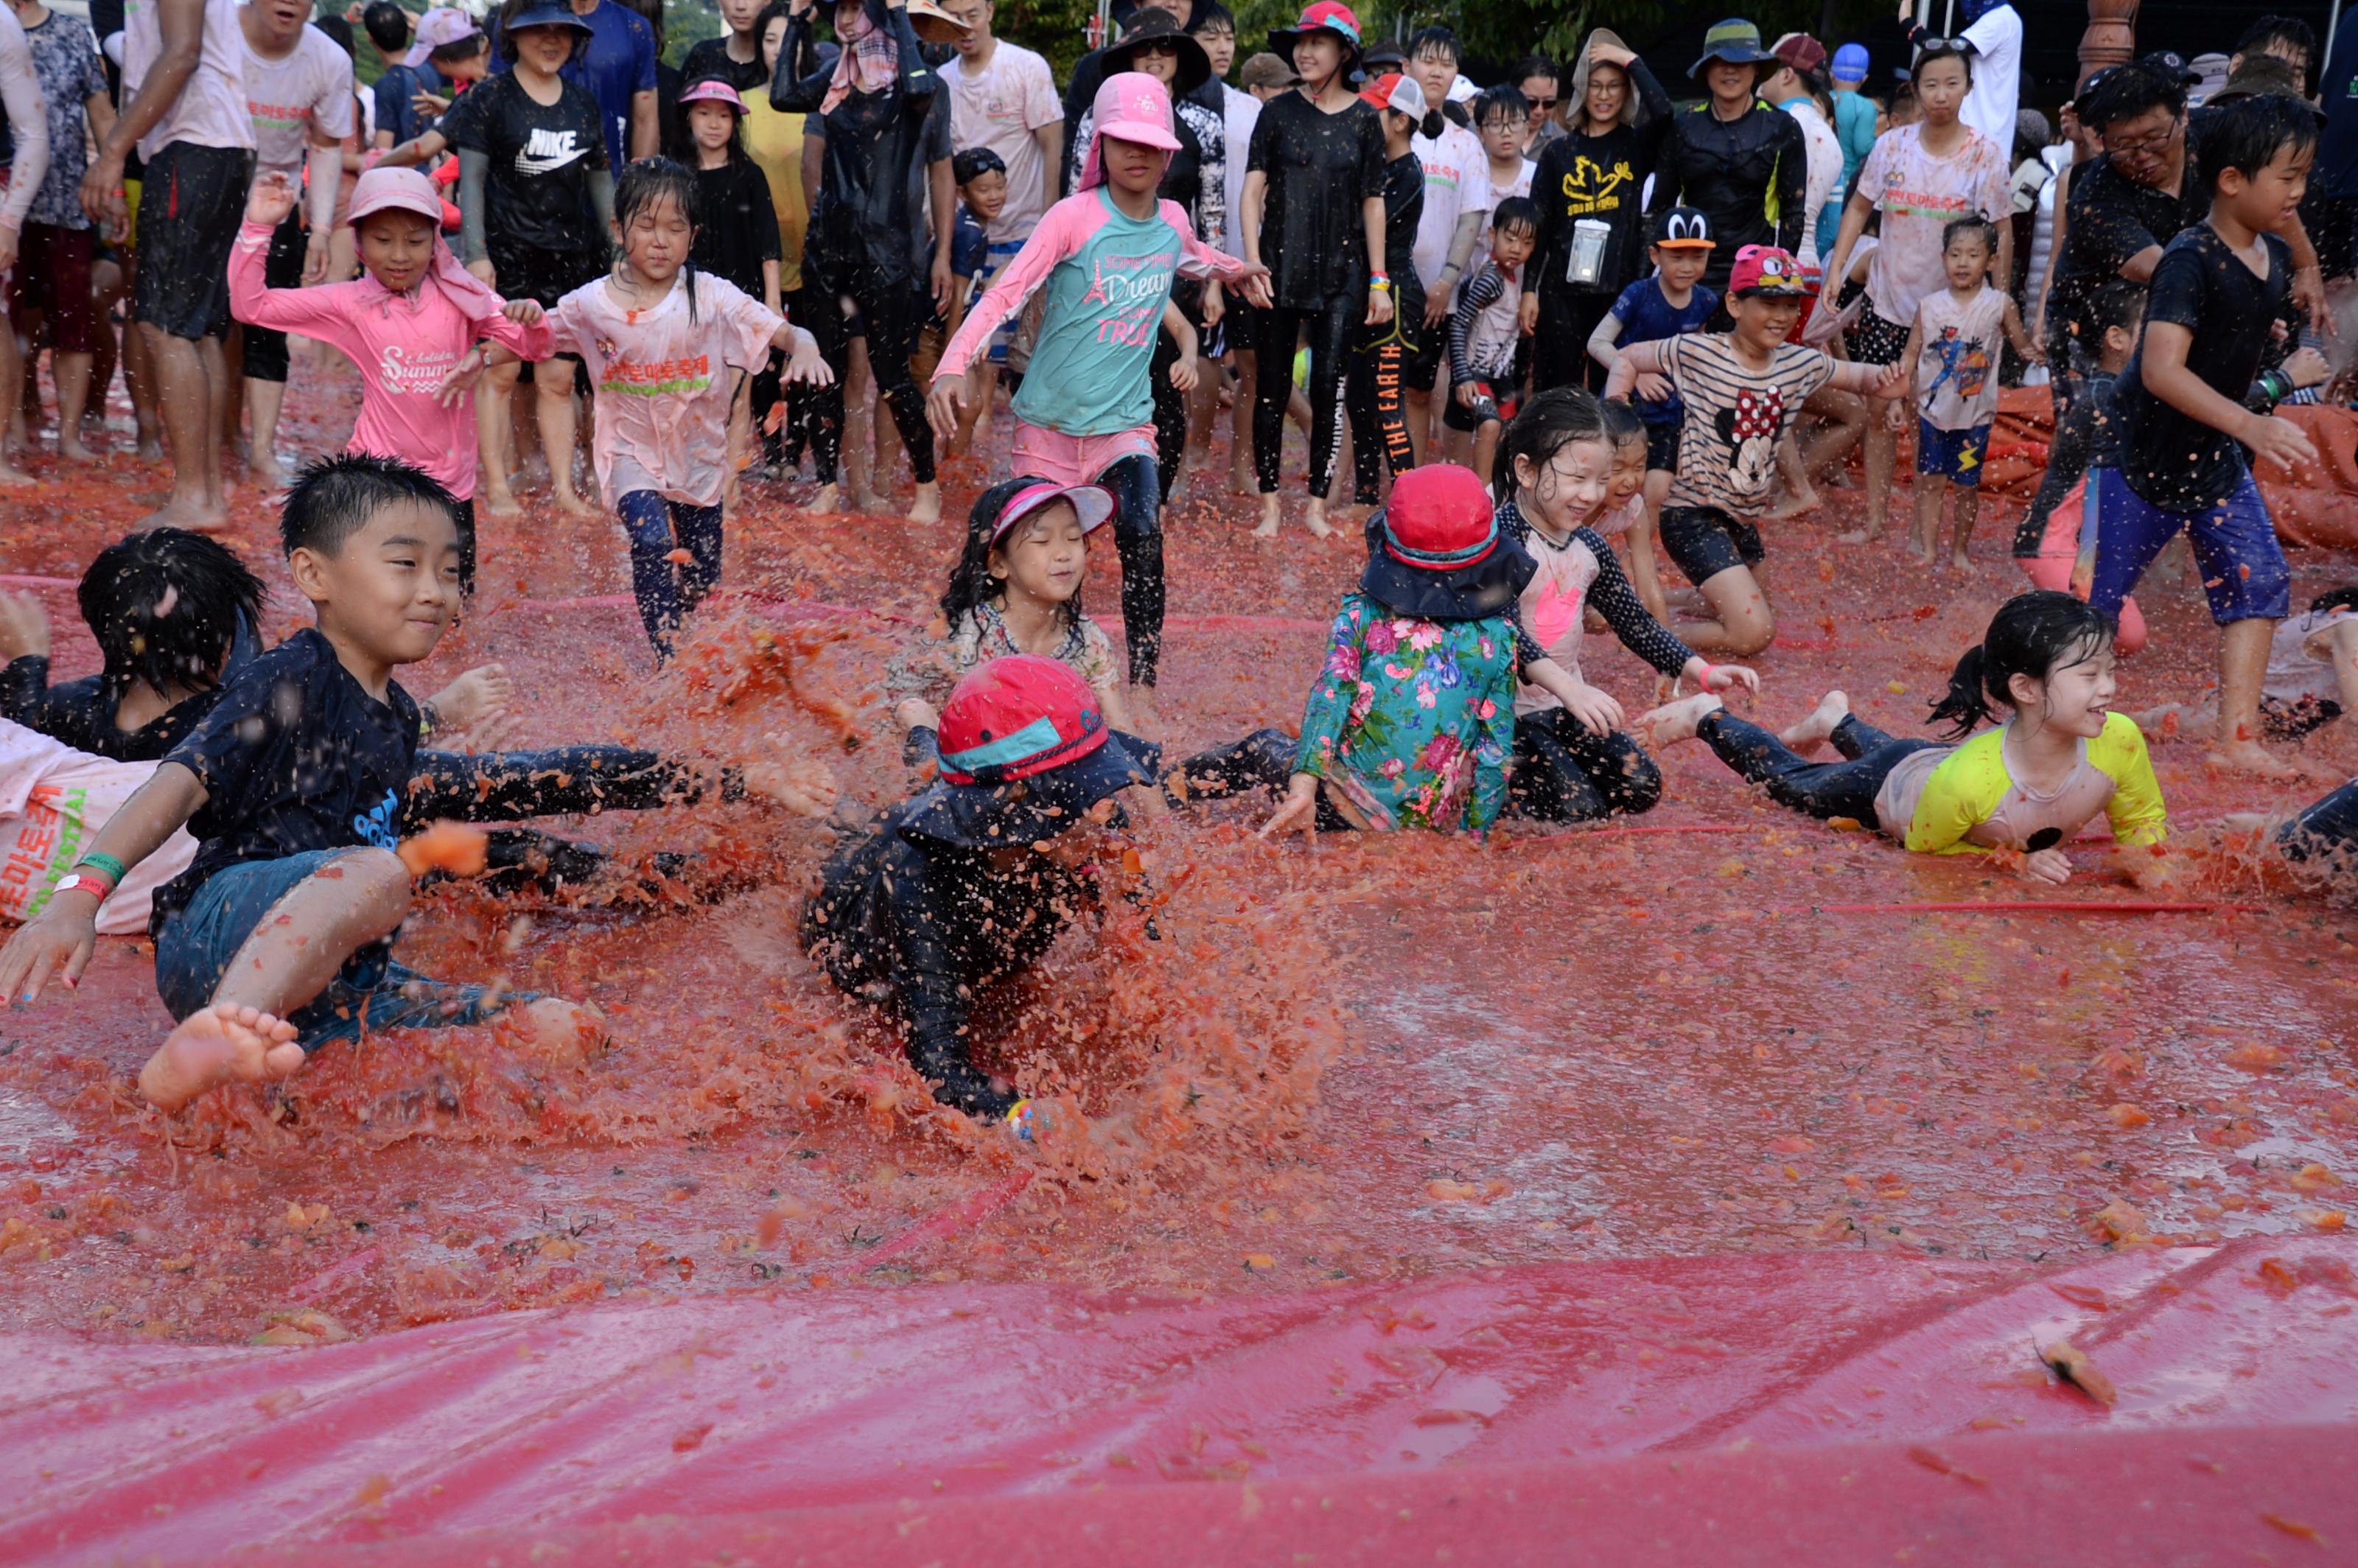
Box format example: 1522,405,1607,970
953,361,995,454
2210,618,2298,777
1840,414,1900,543
1228,349,1256,493
1777,689,1850,755
1948,486,1981,569
1674,564,1776,655
1800,387,1865,485
1470,420,1500,486
1909,473,1942,563
539,362,594,517
2129,697,2215,742
1766,431,1819,519
477,362,523,515
138,848,413,1111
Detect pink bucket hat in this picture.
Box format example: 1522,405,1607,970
1078,73,1178,192
678,78,747,111
347,166,447,228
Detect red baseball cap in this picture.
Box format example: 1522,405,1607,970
1729,244,1811,298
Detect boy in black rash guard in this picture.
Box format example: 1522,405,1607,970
2088,94,2320,779
1643,18,1805,299
771,0,964,525
0,530,823,898
451,0,617,519
802,654,1157,1124
1343,70,1424,505
0,458,590,1113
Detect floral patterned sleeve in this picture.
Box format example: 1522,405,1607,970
1290,597,1371,781
1466,620,1520,831
1073,617,1122,698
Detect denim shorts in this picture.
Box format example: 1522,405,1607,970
154,848,519,1053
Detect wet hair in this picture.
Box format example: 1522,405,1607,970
615,158,705,315
2078,59,2183,132
2198,91,2318,186
497,0,587,63
2310,587,2358,615
1472,84,1528,130
2087,277,2145,341
1942,215,1997,253
942,477,1087,630
1909,40,1973,86
2236,14,2315,72
281,452,460,561
314,15,355,58
953,145,1007,186
1185,0,1232,37
1927,592,2116,737
1489,195,1539,240
1598,396,1645,451
1497,385,1609,505
1409,25,1459,66
78,531,266,697
362,0,409,53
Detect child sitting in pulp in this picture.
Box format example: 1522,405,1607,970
1903,217,2042,569
2135,587,2358,749
1495,389,1757,821
1445,195,1537,483
1642,591,2167,886
0,457,837,1113
886,477,1134,767
1604,245,1906,655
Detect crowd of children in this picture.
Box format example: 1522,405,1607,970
1,4,2357,1134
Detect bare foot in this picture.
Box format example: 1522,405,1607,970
852,489,895,514
1766,486,1822,521
1905,537,1935,564
1777,690,1850,755
1949,550,1972,571
1833,526,1879,545
504,997,606,1071
478,486,524,519
1304,498,1334,539
133,429,165,463
1634,692,1723,749
248,452,286,491
909,480,942,525
0,463,32,488
132,496,231,533
1250,493,1280,539
2218,811,2271,836
138,1003,305,1113
2205,739,2301,779
808,482,844,516
57,433,96,462
1229,464,1256,497
552,487,598,519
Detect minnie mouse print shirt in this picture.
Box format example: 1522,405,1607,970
1656,332,1834,520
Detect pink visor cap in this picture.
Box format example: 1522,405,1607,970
1089,72,1181,153
347,166,447,228
678,78,747,111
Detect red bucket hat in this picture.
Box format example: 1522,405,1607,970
1359,463,1534,623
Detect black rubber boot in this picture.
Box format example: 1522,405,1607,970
908,1039,1017,1121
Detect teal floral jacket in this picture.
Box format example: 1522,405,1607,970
1290,593,1519,831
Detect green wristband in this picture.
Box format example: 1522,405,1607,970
75,852,127,883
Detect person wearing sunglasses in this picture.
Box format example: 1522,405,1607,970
1511,55,1563,153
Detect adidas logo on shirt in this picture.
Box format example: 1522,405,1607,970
517,127,587,175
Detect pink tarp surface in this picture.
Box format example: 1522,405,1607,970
6,1236,2355,1566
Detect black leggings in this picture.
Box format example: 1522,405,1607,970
1099,452,1165,687
2278,780,2358,864
407,744,744,895
1508,708,1663,822
1169,727,1351,830
1345,325,1416,504
804,265,935,486
1253,294,1354,498
1698,710,1941,824
1148,282,1203,505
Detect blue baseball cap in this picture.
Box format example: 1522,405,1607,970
1831,42,1868,85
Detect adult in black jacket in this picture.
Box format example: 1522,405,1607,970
772,0,966,522
1643,18,1805,298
